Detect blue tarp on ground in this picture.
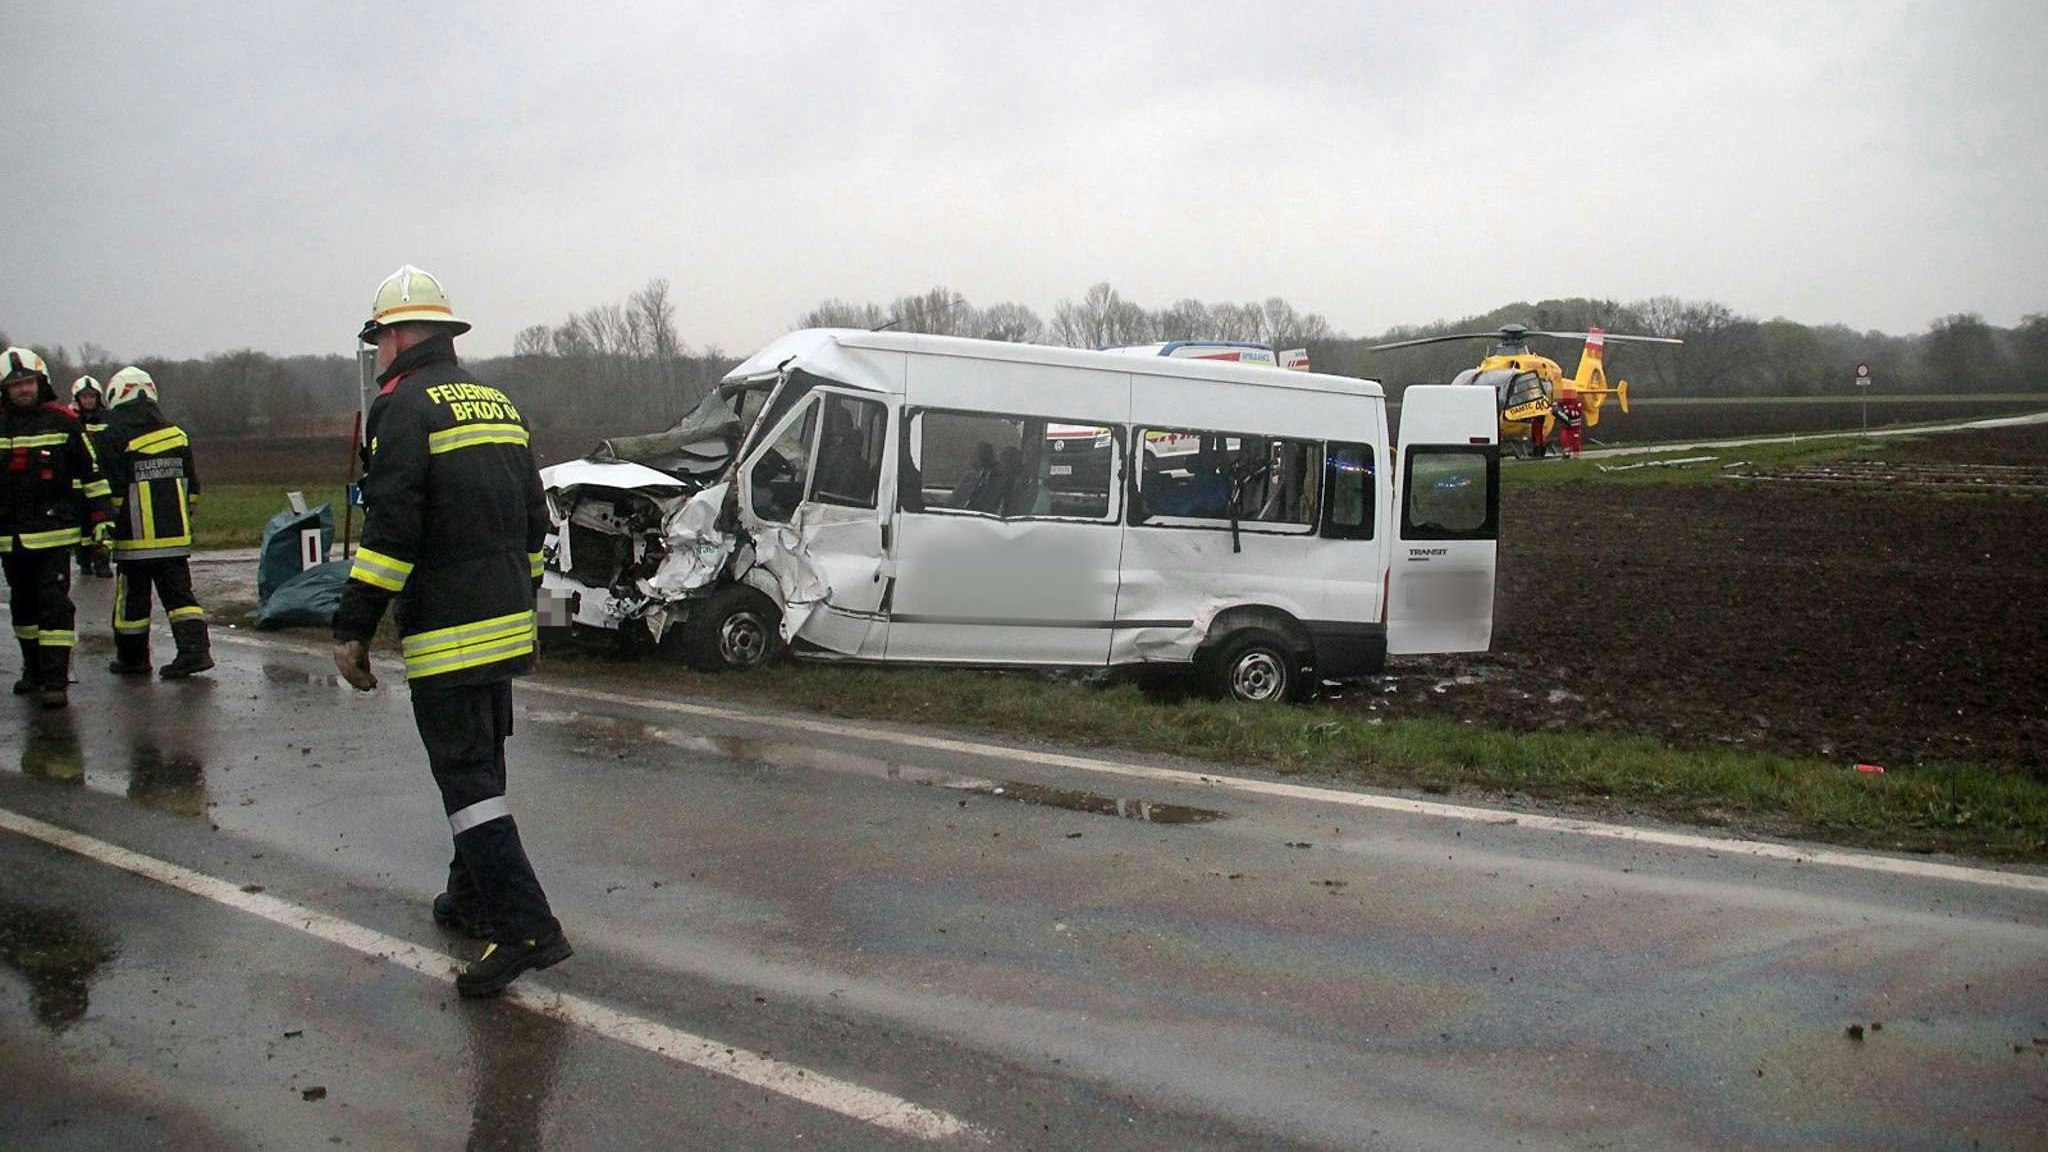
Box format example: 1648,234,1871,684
251,560,350,630
257,504,334,604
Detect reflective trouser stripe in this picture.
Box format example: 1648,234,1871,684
448,796,510,835
168,605,205,621
13,625,37,640
39,629,76,648
113,571,150,634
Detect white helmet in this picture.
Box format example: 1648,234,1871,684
2,346,49,385
72,374,104,401
107,365,158,408
359,264,472,342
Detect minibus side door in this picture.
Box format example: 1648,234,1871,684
1387,385,1499,655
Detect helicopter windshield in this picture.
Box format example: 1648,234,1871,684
1503,372,1547,409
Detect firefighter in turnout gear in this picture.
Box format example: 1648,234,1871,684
332,265,570,997
70,376,115,578
96,366,213,678
0,347,114,708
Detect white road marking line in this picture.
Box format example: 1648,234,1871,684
218,631,2048,895
0,806,980,1144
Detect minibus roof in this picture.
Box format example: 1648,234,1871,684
720,329,1384,400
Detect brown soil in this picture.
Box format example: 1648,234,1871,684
1333,423,2048,779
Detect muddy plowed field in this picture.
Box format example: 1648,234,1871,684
1341,423,2048,778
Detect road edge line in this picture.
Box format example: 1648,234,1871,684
0,804,981,1143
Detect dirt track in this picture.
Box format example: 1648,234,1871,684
1340,423,2048,779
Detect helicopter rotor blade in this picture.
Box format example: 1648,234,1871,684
1523,330,1686,345
1366,332,1510,351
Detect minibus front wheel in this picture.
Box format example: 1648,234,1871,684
1203,629,1308,705
682,585,783,672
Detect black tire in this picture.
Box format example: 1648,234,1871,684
1202,629,1306,705
682,584,782,672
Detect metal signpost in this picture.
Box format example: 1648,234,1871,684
1855,361,1872,432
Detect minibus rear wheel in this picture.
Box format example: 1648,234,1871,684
1205,629,1306,705
683,585,782,672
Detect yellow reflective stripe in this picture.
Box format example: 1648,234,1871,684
83,479,112,498
402,610,536,658
168,606,205,621
0,433,72,449
17,527,82,549
528,551,543,579
127,427,189,454
113,535,191,553
13,625,38,640
427,423,529,455
349,548,413,592
404,632,534,679
114,569,149,634
38,630,77,648
137,476,155,540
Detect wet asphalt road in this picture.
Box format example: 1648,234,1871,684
2,589,2045,1149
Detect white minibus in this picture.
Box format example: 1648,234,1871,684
540,329,1498,703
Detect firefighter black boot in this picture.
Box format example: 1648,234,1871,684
38,646,69,710
108,632,151,676
159,619,214,679
456,926,573,998
13,638,38,695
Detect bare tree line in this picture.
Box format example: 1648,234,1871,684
5,286,2041,441
793,282,1335,352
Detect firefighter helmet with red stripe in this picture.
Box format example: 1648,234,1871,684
107,365,158,408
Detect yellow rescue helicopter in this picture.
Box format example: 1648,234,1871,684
1371,323,1682,457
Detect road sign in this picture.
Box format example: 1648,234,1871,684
1855,362,1872,387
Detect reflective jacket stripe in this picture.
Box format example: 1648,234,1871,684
528,551,543,579
427,422,529,455
16,527,82,549
348,548,414,592
82,479,111,498
0,433,73,449
126,427,190,454
402,610,535,659
448,796,510,834
404,630,535,679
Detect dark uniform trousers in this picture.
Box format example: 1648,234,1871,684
4,548,75,684
112,556,205,665
414,679,558,941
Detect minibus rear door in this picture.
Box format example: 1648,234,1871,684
1387,385,1499,655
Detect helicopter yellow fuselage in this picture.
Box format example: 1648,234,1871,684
1471,343,1630,448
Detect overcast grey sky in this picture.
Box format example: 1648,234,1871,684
4,1,2044,360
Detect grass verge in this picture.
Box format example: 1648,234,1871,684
195,484,350,549
530,650,2048,864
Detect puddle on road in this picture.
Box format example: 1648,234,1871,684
0,899,117,1033
524,709,1228,825
947,780,1227,825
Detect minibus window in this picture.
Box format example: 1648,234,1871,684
1134,428,1318,528
913,409,1117,521
1401,447,1498,540
1322,443,1374,540
749,401,818,523
811,393,887,509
